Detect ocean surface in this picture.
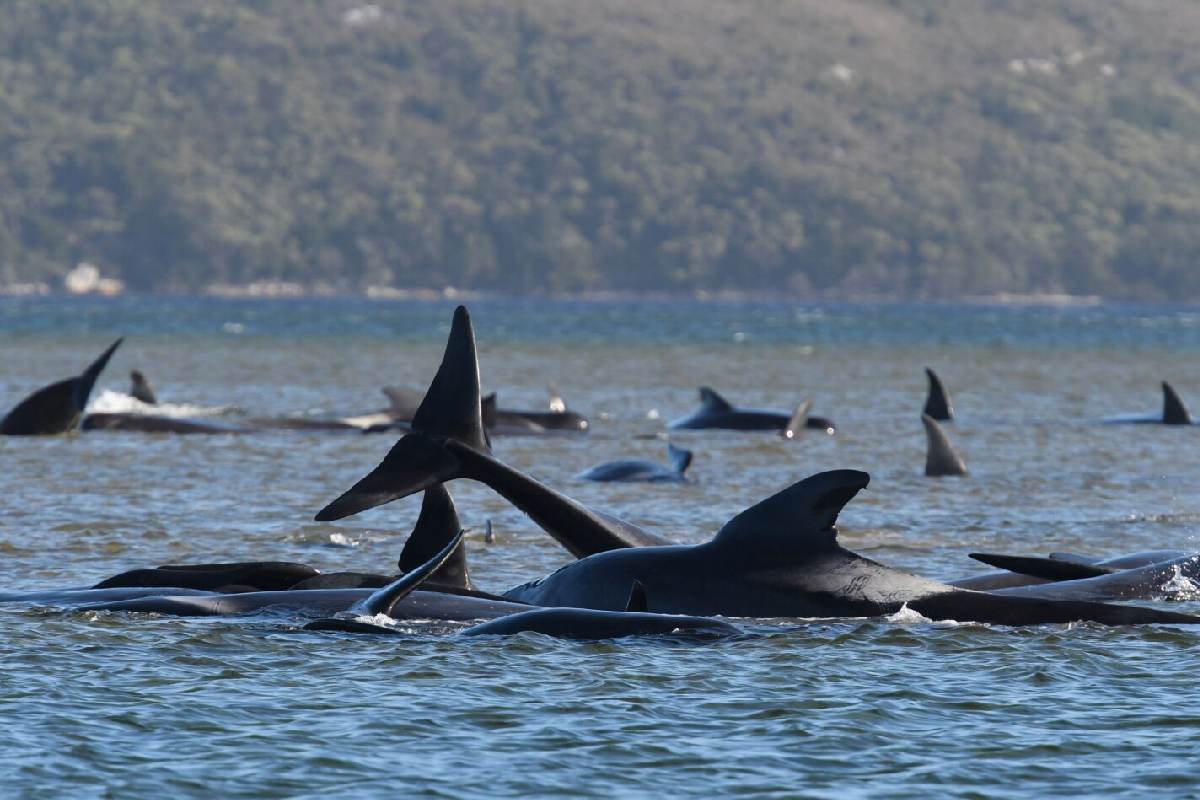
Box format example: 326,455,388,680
3,296,1200,798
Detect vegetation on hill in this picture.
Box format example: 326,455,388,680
2,0,1200,298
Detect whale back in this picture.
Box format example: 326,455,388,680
2,338,122,435
922,413,968,476
1162,381,1192,425
923,367,953,421
397,484,472,590
711,469,869,555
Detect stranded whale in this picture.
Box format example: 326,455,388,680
2,338,122,435
669,387,835,434
578,442,693,483
1103,381,1193,425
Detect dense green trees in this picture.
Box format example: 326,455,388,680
2,0,1199,298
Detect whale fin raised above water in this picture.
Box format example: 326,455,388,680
712,469,869,552
781,400,812,440
698,386,733,413
1162,381,1192,425
923,367,953,421
411,306,490,451
667,443,693,476
922,413,968,477
397,484,472,591
2,337,123,435
357,528,465,618
969,553,1117,581
625,580,648,612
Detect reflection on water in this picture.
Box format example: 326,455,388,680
2,297,1200,797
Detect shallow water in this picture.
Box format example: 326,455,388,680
3,297,1200,798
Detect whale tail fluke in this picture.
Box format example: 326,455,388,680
923,367,953,421
922,413,968,477
1162,381,1192,425
315,306,488,521
2,337,123,436
397,483,472,590
667,442,693,476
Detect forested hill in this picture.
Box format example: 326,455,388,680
3,1,1200,299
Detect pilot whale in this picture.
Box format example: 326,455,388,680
2,338,122,435
923,367,953,421
578,442,693,483
1103,381,1193,425
499,469,1200,626
317,306,673,557
669,387,835,434
922,414,967,477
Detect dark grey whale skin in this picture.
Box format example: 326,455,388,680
460,607,739,639
1103,381,1193,425
501,470,1200,627
668,387,835,433
988,553,1200,603
947,550,1191,592
0,587,217,605
2,338,122,435
578,443,692,484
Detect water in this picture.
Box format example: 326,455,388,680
3,297,1200,798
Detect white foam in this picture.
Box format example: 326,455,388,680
885,603,933,624
87,389,239,418
1159,564,1200,598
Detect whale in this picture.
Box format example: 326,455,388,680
129,370,157,405
316,306,673,557
93,561,320,592
369,385,589,436
946,550,1191,591
922,414,967,477
669,387,835,434
985,553,1200,603
1103,381,1193,425
0,587,218,605
81,412,251,434
578,442,693,483
923,367,953,421
2,338,122,435
497,469,1200,626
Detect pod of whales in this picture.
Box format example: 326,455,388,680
1,338,122,435
922,413,967,477
1103,381,1193,425
578,442,693,483
316,306,1200,627
669,387,835,434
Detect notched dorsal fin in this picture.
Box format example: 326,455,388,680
410,306,489,450
698,386,732,412
969,552,1116,581
625,580,648,612
667,442,693,475
922,413,967,477
1162,381,1192,425
712,469,870,552
923,367,953,421
781,399,812,440
357,528,465,617
397,484,471,590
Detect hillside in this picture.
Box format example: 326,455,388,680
2,0,1200,298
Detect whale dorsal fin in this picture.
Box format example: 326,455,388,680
625,580,648,612
547,383,566,413
130,369,157,405
969,553,1116,581
356,527,465,617
2,337,122,435
698,386,733,412
397,483,471,590
382,386,423,417
923,367,953,421
1162,381,1192,425
667,442,693,475
922,413,967,477
712,470,869,552
480,392,498,428
410,306,489,451
781,399,812,440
